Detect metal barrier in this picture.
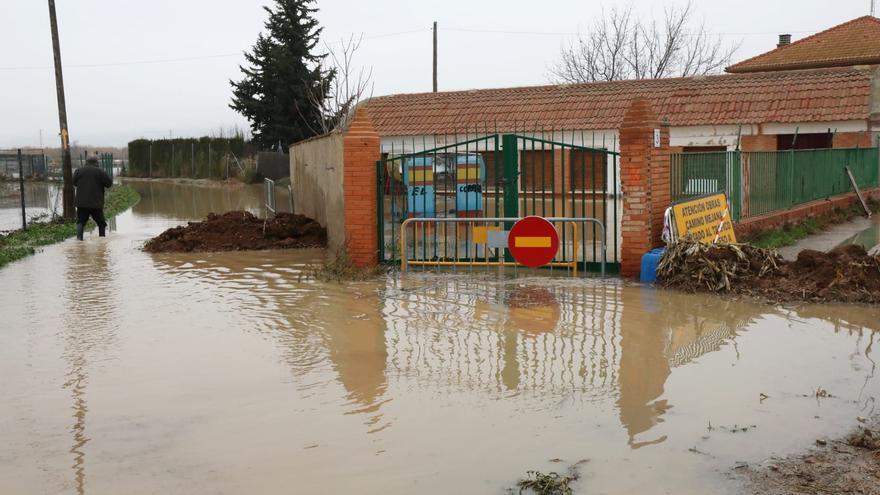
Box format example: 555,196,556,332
400,217,606,277
264,177,276,214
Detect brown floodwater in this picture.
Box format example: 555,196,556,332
1,180,879,494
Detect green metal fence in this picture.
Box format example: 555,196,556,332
671,147,879,220
670,151,741,220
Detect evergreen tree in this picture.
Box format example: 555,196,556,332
230,0,333,149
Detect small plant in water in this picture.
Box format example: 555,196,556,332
516,470,579,495
310,250,387,282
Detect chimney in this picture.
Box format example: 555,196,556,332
777,34,792,48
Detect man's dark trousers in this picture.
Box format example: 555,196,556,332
76,208,107,239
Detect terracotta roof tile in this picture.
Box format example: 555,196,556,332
727,16,880,73
364,67,874,136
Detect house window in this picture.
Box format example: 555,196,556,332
776,133,833,150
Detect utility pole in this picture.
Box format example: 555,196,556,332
433,21,438,92
18,150,26,231
48,0,74,219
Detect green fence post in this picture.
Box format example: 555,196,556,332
376,160,385,263
501,134,519,221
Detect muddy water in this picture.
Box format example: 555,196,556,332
0,181,62,230
2,180,879,495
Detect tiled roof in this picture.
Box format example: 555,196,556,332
364,67,874,136
727,16,880,73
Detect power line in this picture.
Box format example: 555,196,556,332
0,22,832,72
442,26,817,37
0,52,241,71
0,28,430,71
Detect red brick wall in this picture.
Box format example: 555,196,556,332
619,98,670,278
736,188,880,239
650,127,671,248
741,134,777,151
832,131,873,148
342,108,381,267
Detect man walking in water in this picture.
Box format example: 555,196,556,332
73,156,113,240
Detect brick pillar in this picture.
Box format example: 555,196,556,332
619,98,670,278
342,108,381,267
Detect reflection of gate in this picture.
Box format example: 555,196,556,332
377,132,620,273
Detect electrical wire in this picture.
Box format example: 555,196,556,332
0,28,430,71
0,22,828,71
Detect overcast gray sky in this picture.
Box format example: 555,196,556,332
1,0,875,148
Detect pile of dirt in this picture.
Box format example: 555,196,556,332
745,420,880,495
144,211,326,253
658,240,880,304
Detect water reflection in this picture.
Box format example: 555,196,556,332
149,250,792,451
126,180,264,220
61,240,118,494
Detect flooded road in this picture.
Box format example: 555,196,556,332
1,180,879,494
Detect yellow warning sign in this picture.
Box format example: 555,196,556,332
472,225,500,244
672,192,737,244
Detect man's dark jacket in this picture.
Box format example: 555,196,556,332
73,165,113,209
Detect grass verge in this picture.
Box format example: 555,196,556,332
0,185,140,268
310,250,387,282
746,198,878,250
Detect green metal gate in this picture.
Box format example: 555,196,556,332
377,131,620,273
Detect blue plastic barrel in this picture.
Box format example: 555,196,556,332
639,248,666,284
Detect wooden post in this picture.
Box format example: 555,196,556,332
48,0,74,219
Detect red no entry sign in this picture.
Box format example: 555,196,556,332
507,216,560,268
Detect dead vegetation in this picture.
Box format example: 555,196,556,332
657,239,781,292
745,418,880,495
513,460,588,495
657,239,880,304
516,471,578,495
309,250,387,282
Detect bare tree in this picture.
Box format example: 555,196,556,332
302,35,374,135
551,2,740,83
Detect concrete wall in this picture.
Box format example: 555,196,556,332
290,132,346,252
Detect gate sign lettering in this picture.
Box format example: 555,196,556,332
671,192,737,244
507,216,560,268
403,156,435,218
455,154,486,218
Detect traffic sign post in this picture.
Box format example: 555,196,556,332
507,216,560,268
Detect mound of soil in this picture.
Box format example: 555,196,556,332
658,241,880,304
144,211,326,253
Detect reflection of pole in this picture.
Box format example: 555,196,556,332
48,0,74,219
18,149,26,231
